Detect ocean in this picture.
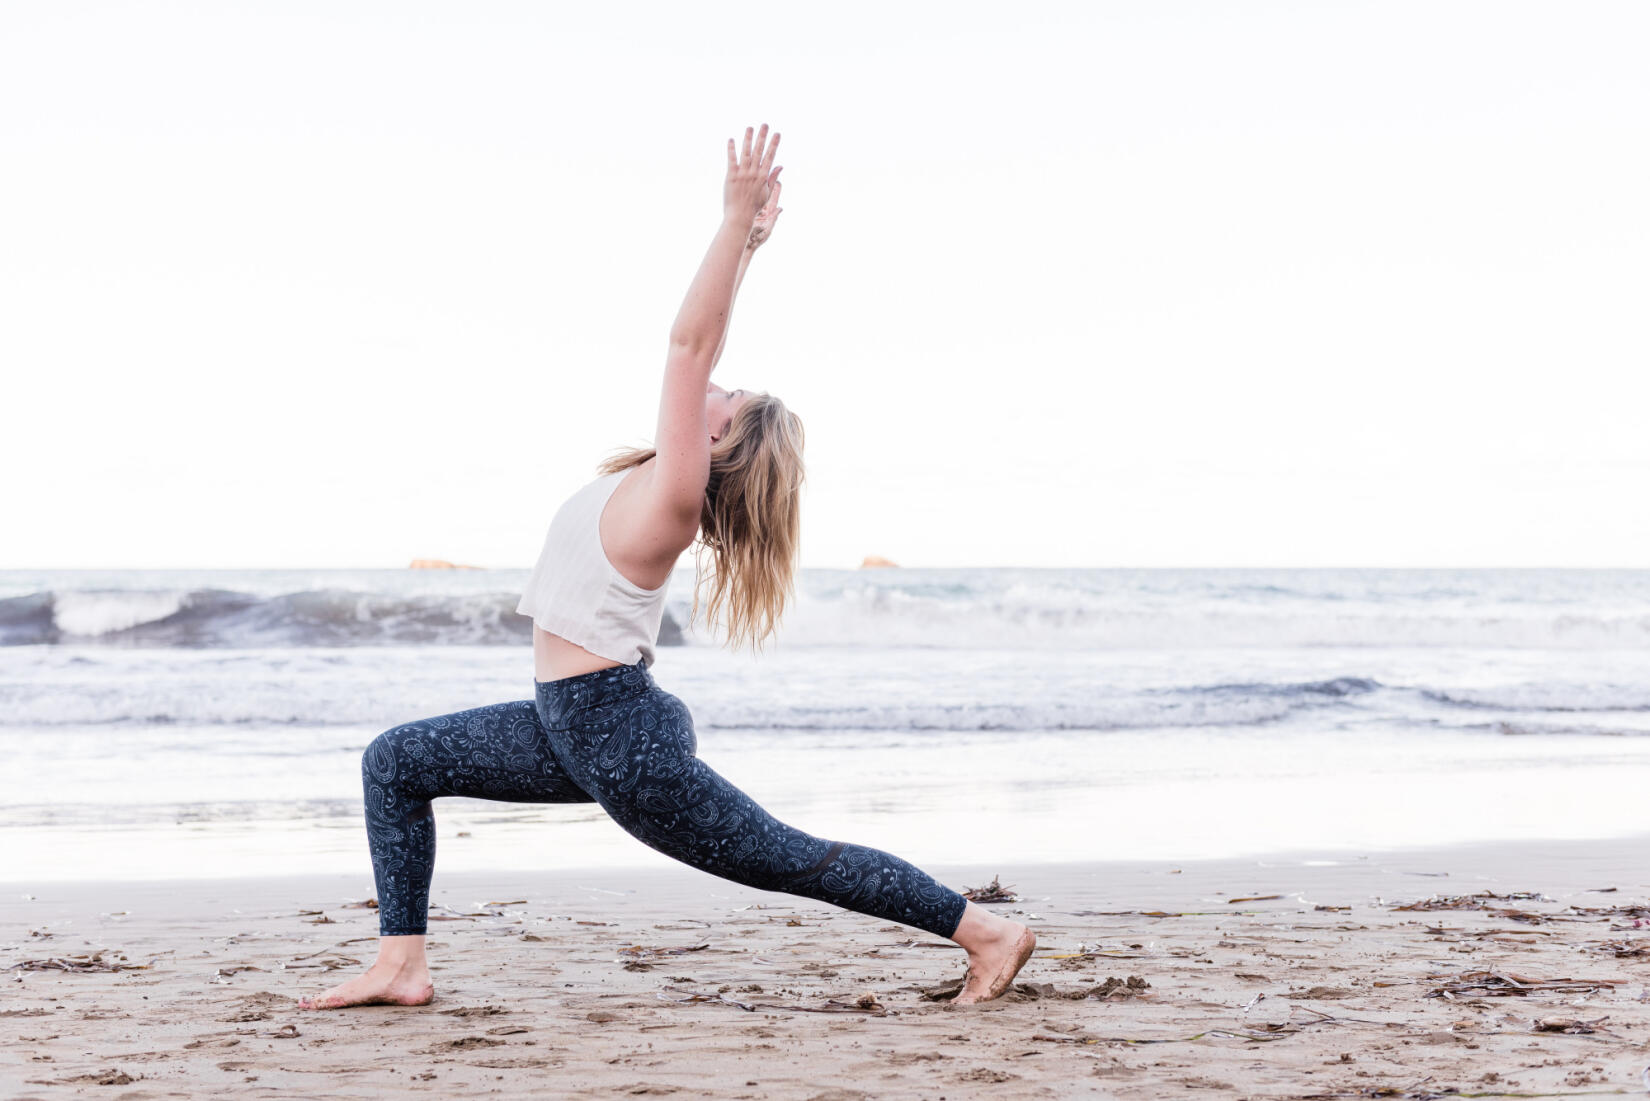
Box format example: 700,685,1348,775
4,567,1648,883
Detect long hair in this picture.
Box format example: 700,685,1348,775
597,393,805,650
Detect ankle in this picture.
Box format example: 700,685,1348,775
372,951,427,973
950,902,1014,952
373,934,428,972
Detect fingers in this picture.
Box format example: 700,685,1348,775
729,124,782,197
735,124,780,170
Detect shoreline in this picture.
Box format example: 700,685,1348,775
6,837,1648,1098
8,830,1650,902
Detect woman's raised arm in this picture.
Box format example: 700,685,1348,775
650,125,781,521
710,177,782,370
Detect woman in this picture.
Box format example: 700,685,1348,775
298,125,1035,1011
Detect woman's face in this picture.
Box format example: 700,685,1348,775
706,383,753,442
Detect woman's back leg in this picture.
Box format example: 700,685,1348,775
543,689,969,939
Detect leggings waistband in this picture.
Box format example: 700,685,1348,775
533,660,656,729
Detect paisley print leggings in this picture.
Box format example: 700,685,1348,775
361,661,968,940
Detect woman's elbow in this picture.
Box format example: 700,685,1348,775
664,338,716,375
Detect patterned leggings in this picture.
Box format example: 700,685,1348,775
361,661,968,939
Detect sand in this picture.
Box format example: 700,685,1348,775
3,839,1648,1099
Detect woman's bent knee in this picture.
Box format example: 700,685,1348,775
362,722,420,787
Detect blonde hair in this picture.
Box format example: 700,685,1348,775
598,393,805,650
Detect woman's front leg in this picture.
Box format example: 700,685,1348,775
301,699,592,1010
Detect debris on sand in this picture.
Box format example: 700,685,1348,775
6,951,151,973
27,1070,140,1086
618,943,711,963
439,1005,510,1018
962,876,1019,903
919,979,966,1001
1532,1016,1611,1034
279,955,360,972
1087,975,1152,1000
922,975,1151,1003
1010,976,1152,1002
1588,940,1650,957
657,984,888,1015
1422,970,1624,999
1393,891,1549,912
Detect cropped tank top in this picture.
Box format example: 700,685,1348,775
515,468,672,667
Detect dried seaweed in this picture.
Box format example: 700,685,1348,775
962,875,1019,903
1022,976,1151,1001
1039,948,1153,960
1028,1009,1367,1048
429,902,511,920
1393,891,1553,912
279,955,361,972
924,975,1151,1003
6,950,151,973
439,1005,510,1017
656,984,887,1015
617,943,710,962
1587,940,1648,958
1532,1016,1611,1034
1423,970,1624,999
290,940,373,961
25,1070,140,1087
1567,901,1650,924
212,965,266,978
1481,908,1551,925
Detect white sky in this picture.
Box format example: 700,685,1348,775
2,1,1645,569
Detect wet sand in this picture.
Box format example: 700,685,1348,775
3,839,1648,1099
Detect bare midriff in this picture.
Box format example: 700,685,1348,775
532,625,627,684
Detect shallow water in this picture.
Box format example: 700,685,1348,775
5,568,1648,881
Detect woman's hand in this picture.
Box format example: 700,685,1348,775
724,123,781,227
746,178,782,251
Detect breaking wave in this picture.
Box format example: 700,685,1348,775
0,588,683,648
6,566,1650,650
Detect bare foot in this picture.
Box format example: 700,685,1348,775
952,921,1036,1005
297,960,434,1010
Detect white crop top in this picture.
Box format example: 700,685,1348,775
515,468,672,667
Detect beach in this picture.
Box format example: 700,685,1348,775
5,566,1650,1095
5,840,1648,1099
6,0,1645,1091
